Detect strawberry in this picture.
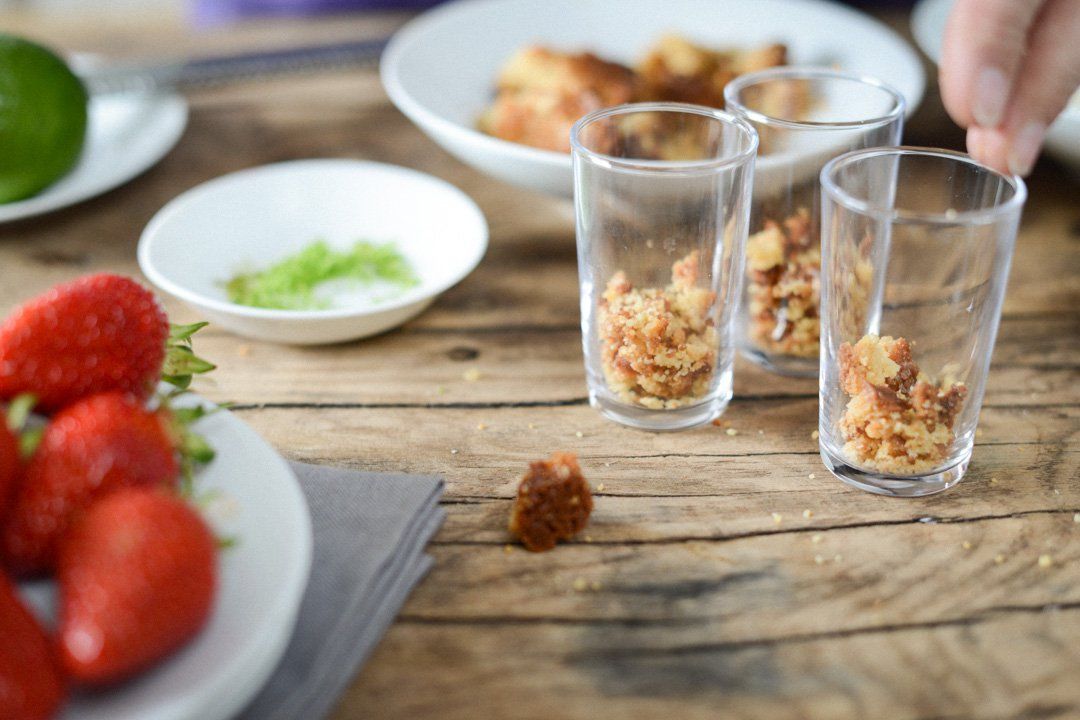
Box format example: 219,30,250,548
2,392,181,577
0,414,19,524
0,273,213,412
57,488,217,686
0,573,66,719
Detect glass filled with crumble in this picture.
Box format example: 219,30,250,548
724,68,905,376
571,103,757,430
818,147,1026,496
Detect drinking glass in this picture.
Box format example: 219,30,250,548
571,103,757,431
818,147,1026,496
724,67,905,376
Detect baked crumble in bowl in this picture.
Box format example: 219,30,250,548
381,0,925,197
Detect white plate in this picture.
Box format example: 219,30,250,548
138,158,489,345
19,395,313,720
0,86,188,224
381,0,926,197
911,0,1080,172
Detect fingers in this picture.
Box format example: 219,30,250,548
939,0,1046,129
967,0,1080,175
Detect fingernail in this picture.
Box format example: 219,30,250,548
1008,121,1046,176
972,67,1008,127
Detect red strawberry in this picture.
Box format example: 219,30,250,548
2,392,180,577
0,273,168,411
0,417,19,523
0,574,66,719
58,488,217,685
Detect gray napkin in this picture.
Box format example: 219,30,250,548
238,462,445,720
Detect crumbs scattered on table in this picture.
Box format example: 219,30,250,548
833,554,842,563
808,473,816,479
1038,554,1054,568
994,554,1005,564
575,431,584,438
802,509,813,519
476,423,487,431
435,385,447,395
771,512,783,524
462,368,482,382
725,428,738,436
961,541,973,550
595,483,605,492
450,448,459,455
503,544,514,554
811,430,819,440
1073,512,1080,524
814,555,824,565
811,534,823,544
989,477,999,485
527,423,536,429
572,577,588,592
236,343,251,357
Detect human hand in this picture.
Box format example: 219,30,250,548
939,0,1080,176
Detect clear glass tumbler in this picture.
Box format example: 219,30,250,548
724,67,905,377
571,103,757,431
818,147,1026,496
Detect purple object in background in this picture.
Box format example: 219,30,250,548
193,0,915,26
194,0,443,25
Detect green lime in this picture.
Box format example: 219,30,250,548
0,34,88,203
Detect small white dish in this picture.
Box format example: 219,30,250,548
0,59,188,224
20,394,312,720
381,0,926,198
911,0,1080,173
138,159,488,345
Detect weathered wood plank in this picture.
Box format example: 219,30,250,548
340,610,1080,720
434,448,1078,543
230,402,1078,493
401,515,1078,627
183,315,1077,407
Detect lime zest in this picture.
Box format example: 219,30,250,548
225,240,421,311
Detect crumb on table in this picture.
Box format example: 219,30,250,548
837,334,967,475
598,251,718,409
509,452,593,552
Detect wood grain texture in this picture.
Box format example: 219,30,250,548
1,6,1078,720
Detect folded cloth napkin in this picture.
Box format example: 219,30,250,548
238,462,445,720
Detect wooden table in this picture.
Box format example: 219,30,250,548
2,6,1078,719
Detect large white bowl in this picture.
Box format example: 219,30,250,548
381,0,926,198
912,0,1080,173
138,159,488,345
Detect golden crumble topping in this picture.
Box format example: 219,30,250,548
478,47,638,153
598,251,718,409
837,334,967,475
637,34,788,108
745,208,820,358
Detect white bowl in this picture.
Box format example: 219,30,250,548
138,159,488,344
381,0,926,198
912,0,1080,174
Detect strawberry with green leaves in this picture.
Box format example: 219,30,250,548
57,487,217,685
0,573,66,719
0,274,213,411
0,392,212,577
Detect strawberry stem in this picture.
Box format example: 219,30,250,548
162,322,216,392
